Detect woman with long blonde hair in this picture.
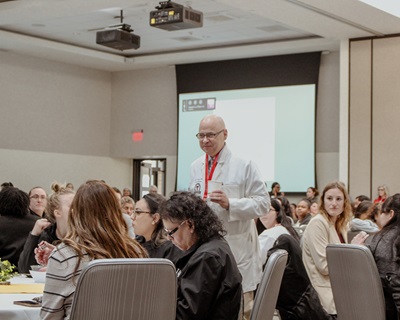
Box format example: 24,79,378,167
40,180,148,320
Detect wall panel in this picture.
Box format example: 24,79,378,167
349,40,372,198
372,37,400,195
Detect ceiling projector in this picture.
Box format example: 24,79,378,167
96,24,140,51
150,1,203,31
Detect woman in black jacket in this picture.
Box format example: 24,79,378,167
366,193,400,320
159,191,242,320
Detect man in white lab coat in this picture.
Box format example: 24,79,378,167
189,114,270,319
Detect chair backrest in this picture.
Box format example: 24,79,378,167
326,244,385,320
250,249,288,320
69,258,177,320
293,225,307,237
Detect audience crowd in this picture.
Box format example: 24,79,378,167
0,117,398,320
1,176,399,320
0,175,400,320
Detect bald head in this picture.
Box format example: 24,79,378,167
199,114,226,130
198,114,227,157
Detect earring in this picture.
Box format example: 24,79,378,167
152,221,155,225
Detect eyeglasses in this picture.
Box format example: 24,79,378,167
195,129,224,140
164,220,187,238
130,209,151,217
30,195,47,200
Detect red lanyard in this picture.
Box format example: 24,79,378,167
203,152,220,200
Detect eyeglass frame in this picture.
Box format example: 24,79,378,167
130,209,151,217
164,220,187,238
195,129,224,140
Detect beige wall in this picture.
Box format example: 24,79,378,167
316,51,340,190
349,40,372,198
0,149,131,194
0,50,340,198
0,52,111,156
349,35,400,200
110,67,178,195
0,52,131,193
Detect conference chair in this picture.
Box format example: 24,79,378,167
250,249,288,320
69,258,177,320
326,244,385,320
293,225,307,237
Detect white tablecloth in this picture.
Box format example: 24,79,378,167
0,276,41,320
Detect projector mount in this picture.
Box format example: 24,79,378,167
107,10,133,32
155,1,184,10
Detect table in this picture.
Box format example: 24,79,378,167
0,276,43,320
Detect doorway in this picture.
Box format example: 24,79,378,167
132,159,166,200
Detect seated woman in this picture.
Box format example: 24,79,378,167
159,191,242,320
18,182,74,273
350,200,379,233
277,196,295,224
294,198,312,227
258,199,300,265
268,234,333,320
306,186,319,203
131,193,181,263
28,186,47,218
374,184,389,205
365,194,400,319
40,180,148,320
0,187,38,269
270,181,284,198
302,182,352,316
310,200,319,217
353,194,370,210
120,196,135,238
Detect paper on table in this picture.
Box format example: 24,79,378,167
0,284,44,294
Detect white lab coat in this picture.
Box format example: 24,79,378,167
189,145,270,292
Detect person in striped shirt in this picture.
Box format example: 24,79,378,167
40,180,148,320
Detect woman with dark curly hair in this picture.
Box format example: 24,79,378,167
159,191,242,320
